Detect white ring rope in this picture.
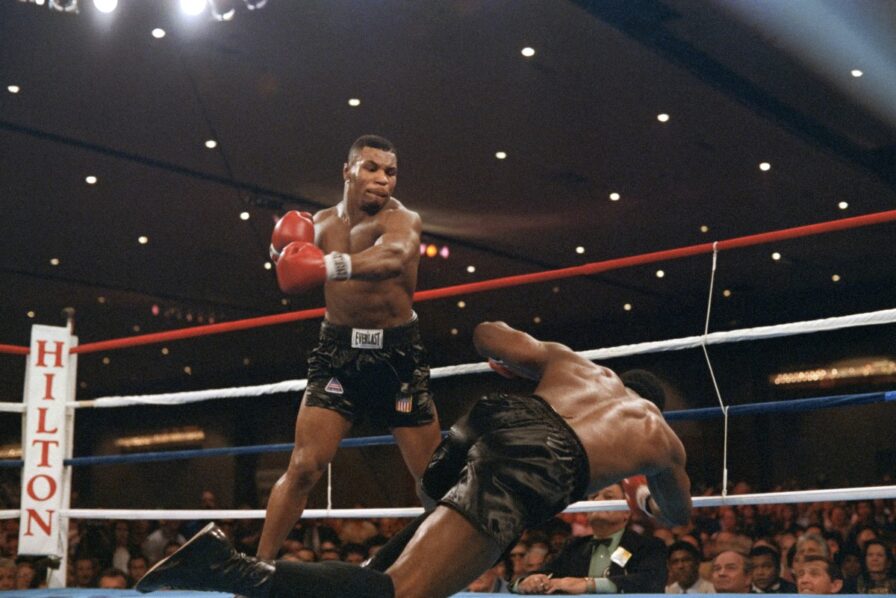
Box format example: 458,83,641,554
40,307,896,410
3,486,895,521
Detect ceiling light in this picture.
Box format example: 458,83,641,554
771,252,781,261
244,0,267,9
243,357,251,366
97,296,106,304
348,98,361,107
132,325,141,332
521,47,535,57
609,192,620,201
700,225,709,233
138,235,149,244
623,303,632,311
161,347,169,355
457,301,466,309
209,0,236,20
180,0,206,16
575,246,585,254
85,175,97,185
655,269,665,278
93,0,117,12
851,69,863,78
205,139,217,149
50,258,60,266
264,262,272,270
723,289,732,298
466,265,476,273
552,286,559,293
759,162,771,171
184,366,192,375
27,311,35,319
102,357,111,365
439,246,450,258
425,244,438,258
832,274,841,282
240,211,250,220
495,151,507,160
533,316,542,324
280,298,288,306
450,328,458,336
838,201,848,210
656,113,670,122
7,85,20,94
48,0,77,12
152,28,166,39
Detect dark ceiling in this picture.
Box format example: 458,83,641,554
1,0,895,401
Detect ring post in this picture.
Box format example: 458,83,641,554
18,324,77,588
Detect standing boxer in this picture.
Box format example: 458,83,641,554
137,321,692,598
258,135,442,559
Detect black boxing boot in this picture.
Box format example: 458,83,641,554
135,522,274,597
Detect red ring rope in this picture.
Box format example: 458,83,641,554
1,209,893,357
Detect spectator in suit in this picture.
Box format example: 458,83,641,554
711,550,752,593
750,545,795,593
515,483,667,594
666,540,715,593
794,555,843,594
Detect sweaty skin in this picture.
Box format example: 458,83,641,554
471,321,692,527
257,144,441,560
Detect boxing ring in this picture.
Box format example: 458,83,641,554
2,210,896,595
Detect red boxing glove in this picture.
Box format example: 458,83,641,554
276,242,352,294
621,475,655,519
488,358,517,379
270,211,314,263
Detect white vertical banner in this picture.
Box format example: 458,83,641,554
18,325,73,557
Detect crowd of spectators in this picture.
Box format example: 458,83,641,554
1,481,895,593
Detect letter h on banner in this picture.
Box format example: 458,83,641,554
19,324,77,583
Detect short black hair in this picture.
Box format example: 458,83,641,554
749,545,781,572
348,135,396,162
620,369,666,411
668,540,701,562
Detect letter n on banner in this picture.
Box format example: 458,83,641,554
19,325,72,557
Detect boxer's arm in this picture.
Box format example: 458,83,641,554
627,439,691,527
342,209,421,281
645,461,692,527
473,321,572,380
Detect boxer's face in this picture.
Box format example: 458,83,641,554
344,147,397,215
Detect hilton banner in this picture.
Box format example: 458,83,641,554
18,324,74,558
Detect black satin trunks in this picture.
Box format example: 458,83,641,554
303,315,436,427
422,392,590,548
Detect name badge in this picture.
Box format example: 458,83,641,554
351,328,384,349
611,546,632,568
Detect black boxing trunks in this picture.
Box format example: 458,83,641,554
422,392,590,548
303,314,436,427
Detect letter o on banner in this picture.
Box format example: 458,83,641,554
27,474,58,502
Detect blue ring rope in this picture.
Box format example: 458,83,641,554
1,390,893,469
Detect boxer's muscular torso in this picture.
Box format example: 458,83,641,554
315,198,420,329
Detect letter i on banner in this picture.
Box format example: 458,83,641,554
19,325,73,557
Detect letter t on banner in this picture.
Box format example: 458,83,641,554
19,325,75,562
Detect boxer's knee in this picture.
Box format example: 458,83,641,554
284,449,329,491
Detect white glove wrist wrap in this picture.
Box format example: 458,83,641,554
269,244,281,263
324,252,352,280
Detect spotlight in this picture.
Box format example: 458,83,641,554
209,0,236,20
244,0,267,9
180,0,207,16
48,0,78,11
93,0,117,13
